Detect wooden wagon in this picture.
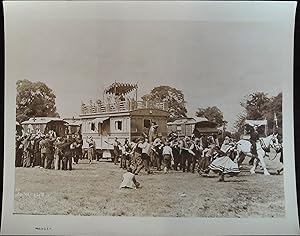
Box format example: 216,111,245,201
79,82,169,158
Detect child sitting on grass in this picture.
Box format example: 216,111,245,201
119,167,141,189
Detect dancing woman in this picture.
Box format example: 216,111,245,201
208,139,240,182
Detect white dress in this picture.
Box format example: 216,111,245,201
209,156,240,175
119,172,136,189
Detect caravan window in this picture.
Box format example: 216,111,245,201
177,125,182,134
144,119,151,128
115,121,122,131
91,122,95,131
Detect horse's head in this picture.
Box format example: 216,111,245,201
270,134,282,153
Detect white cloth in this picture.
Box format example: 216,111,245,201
162,146,173,156
142,142,152,155
119,172,136,189
153,138,161,147
220,143,232,153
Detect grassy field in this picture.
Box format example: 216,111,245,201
14,155,284,217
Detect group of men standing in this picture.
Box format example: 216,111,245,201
109,133,222,175
15,130,83,171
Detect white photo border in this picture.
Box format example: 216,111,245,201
1,1,299,235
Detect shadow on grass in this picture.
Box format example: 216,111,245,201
223,179,248,183
198,175,216,178
71,168,98,171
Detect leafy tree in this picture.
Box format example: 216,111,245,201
16,79,59,123
234,112,247,135
196,106,224,127
241,92,270,120
142,85,187,121
263,92,282,134
234,92,282,136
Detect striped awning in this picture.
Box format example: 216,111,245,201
104,82,138,95
92,117,110,124
244,119,267,127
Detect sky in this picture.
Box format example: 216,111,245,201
4,2,294,131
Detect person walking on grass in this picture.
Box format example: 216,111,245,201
132,138,144,175
162,141,174,173
105,137,121,165
141,138,153,174
120,138,131,169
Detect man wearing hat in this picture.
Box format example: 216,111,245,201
180,136,196,172
170,138,181,171
106,137,121,165
39,134,53,169
162,141,173,173
61,136,74,171
22,134,32,168
15,132,23,167
73,134,83,164
113,137,121,165
152,137,163,171
32,133,42,167
132,138,144,174
141,137,152,174
249,125,259,165
120,138,131,169
53,137,64,170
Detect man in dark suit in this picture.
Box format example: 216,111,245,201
61,137,73,171
249,125,259,165
40,134,54,169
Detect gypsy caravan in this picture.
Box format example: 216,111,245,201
192,120,219,138
167,117,208,137
80,82,169,158
21,117,67,137
63,117,82,135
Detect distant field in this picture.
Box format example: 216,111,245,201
14,155,284,217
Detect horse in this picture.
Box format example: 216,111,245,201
235,133,281,175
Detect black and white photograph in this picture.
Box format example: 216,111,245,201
1,1,299,235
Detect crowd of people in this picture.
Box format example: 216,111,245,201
15,130,83,171
15,124,282,186
112,133,240,184
15,127,238,180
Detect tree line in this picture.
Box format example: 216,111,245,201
16,79,282,137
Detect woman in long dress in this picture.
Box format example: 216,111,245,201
208,137,240,181
87,137,96,164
